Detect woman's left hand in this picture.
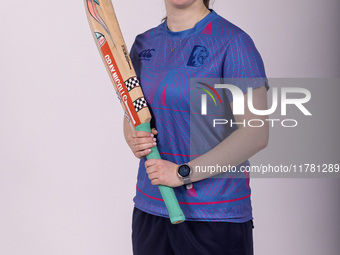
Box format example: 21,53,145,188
145,159,184,187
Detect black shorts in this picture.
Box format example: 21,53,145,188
132,207,254,255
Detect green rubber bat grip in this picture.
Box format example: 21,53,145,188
135,123,185,224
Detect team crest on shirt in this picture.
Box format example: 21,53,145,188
187,45,209,67
138,49,155,61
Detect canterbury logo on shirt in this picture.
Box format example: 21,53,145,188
187,45,209,67
138,49,155,61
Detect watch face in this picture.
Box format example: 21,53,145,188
178,165,191,177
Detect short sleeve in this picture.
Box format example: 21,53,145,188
223,32,268,102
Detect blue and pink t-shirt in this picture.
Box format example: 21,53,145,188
130,10,267,222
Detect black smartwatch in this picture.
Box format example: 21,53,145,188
177,164,193,189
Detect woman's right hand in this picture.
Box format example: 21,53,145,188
126,128,158,159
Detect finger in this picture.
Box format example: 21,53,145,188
132,131,155,138
151,128,158,135
151,179,161,186
127,136,151,148
145,159,158,169
129,137,155,147
145,165,159,175
135,149,152,159
136,137,157,145
147,172,159,181
133,142,157,152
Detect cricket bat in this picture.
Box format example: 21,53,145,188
84,0,185,224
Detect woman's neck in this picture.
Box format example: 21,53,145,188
165,2,209,32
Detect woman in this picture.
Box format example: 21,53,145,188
124,0,269,254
